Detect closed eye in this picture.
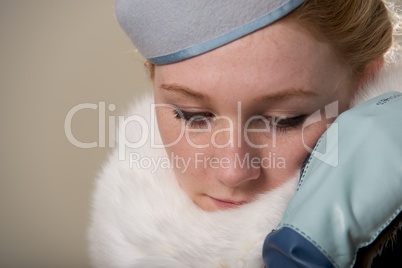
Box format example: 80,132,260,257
173,106,307,132
173,108,214,128
268,114,307,133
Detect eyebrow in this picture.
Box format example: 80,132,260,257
160,83,317,102
256,88,318,102
160,83,210,101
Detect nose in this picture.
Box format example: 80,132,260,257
214,135,261,188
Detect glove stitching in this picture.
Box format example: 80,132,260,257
297,137,324,191
282,223,339,268
352,205,402,265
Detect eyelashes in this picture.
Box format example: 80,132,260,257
172,107,307,133
173,109,214,128
270,114,308,132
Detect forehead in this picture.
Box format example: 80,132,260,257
154,20,340,98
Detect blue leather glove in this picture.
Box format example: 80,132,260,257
263,91,402,268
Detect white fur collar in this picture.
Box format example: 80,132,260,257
89,65,402,268
352,64,402,106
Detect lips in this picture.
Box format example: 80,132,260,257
210,196,248,210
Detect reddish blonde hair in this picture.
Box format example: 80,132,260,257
286,0,393,77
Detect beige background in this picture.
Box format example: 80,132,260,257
2,1,402,268
0,1,150,267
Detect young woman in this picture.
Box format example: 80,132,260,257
89,0,402,267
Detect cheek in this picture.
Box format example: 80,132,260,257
156,109,209,189
267,121,329,178
156,109,181,145
154,89,191,147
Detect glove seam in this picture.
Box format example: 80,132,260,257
352,205,402,267
297,137,324,191
282,223,339,268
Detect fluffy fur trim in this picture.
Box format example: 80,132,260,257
88,92,298,267
352,64,402,106
88,64,402,268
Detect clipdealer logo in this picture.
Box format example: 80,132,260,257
301,101,339,167
64,102,117,149
64,101,340,167
128,152,286,174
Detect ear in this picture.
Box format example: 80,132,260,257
359,57,384,86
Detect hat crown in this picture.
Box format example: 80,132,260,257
115,0,304,64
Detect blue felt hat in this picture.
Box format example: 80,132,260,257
115,0,304,65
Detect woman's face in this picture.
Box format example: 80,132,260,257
153,20,356,211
